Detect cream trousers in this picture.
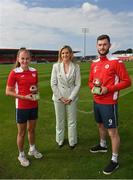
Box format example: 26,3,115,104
54,100,77,146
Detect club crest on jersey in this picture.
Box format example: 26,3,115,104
32,73,36,77
105,64,109,69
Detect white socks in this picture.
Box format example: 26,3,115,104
100,139,118,163
19,144,36,157
111,153,118,163
19,151,25,157
100,139,107,148
29,144,36,151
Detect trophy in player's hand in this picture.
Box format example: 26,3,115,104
30,85,40,100
92,78,102,95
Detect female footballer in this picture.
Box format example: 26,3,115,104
6,47,43,167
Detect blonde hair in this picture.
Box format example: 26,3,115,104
58,45,74,62
15,47,31,68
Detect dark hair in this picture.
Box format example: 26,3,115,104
15,47,31,68
58,45,74,62
97,34,110,43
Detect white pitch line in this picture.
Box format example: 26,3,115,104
120,88,133,98
79,99,92,103
45,100,92,104
44,88,133,115
44,100,93,114
78,109,93,114
45,100,53,104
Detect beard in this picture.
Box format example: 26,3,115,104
98,48,109,56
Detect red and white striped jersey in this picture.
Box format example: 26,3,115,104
7,66,38,109
88,55,131,104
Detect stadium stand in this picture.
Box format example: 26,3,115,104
0,48,79,64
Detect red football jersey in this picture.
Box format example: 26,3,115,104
7,67,38,109
88,55,131,104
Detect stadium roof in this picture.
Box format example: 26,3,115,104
0,48,80,55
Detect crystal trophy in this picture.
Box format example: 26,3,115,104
92,78,102,95
30,85,40,100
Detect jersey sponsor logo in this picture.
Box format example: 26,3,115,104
108,118,113,126
105,64,109,69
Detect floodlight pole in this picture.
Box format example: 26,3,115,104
82,28,89,59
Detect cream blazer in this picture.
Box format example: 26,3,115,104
51,62,81,102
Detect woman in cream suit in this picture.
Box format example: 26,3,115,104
51,45,81,149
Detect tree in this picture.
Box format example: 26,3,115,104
126,48,133,54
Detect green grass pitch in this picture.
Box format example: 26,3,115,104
0,62,133,179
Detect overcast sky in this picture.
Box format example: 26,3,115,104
0,0,133,56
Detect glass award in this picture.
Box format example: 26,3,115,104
92,78,102,95
30,85,40,100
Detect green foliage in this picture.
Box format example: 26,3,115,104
113,48,133,54
0,62,133,179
